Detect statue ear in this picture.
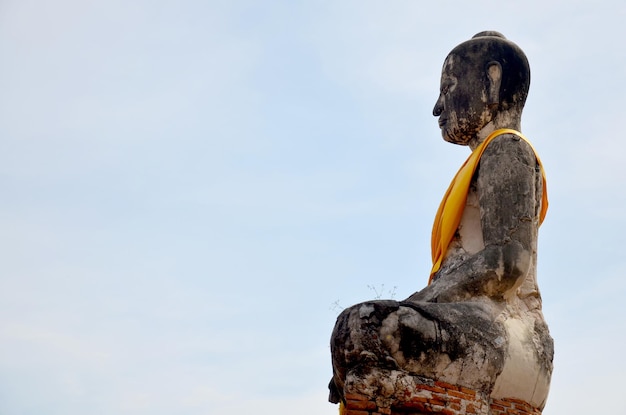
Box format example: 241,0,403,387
486,61,502,106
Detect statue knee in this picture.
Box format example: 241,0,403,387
330,300,400,369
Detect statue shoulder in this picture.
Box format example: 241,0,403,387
480,133,538,171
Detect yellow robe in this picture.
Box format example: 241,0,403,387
429,129,548,284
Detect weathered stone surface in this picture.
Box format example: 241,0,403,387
329,31,553,414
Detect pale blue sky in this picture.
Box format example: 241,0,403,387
1,1,625,414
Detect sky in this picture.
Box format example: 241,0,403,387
1,1,625,414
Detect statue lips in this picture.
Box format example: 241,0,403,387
438,118,447,128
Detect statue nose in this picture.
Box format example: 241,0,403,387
433,100,443,116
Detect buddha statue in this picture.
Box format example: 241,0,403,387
329,31,553,414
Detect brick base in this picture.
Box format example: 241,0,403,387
340,381,541,415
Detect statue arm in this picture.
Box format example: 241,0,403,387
408,134,539,303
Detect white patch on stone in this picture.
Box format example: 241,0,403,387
458,189,485,254
359,304,375,318
491,317,550,408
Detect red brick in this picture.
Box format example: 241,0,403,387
445,396,462,405
344,410,369,415
506,398,530,406
400,401,427,411
440,408,457,415
417,384,446,394
513,401,534,413
459,386,477,397
406,396,428,404
346,400,377,410
495,399,512,407
466,403,477,414
345,393,369,401
434,380,459,390
447,389,473,400
427,398,446,406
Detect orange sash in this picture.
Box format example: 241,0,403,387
429,129,548,284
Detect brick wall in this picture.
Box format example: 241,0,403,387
490,398,541,415
340,381,541,415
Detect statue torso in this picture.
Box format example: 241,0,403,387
438,170,552,408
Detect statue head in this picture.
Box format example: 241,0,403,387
433,31,531,146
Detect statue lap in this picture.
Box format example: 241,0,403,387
330,299,507,393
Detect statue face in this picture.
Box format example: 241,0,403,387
433,54,493,145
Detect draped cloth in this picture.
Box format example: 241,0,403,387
429,128,548,285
